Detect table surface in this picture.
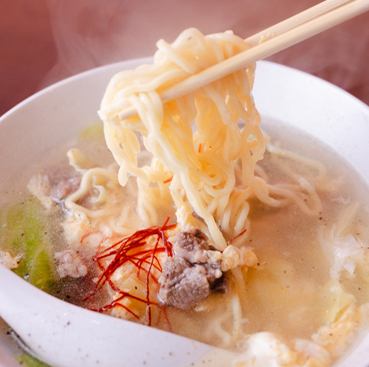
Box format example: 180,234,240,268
0,0,368,116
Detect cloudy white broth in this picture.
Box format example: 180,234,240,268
1,117,369,367
2,28,369,367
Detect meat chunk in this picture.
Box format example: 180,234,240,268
0,251,21,269
55,249,87,279
159,257,210,310
27,172,81,210
50,175,81,202
158,230,224,310
174,230,209,262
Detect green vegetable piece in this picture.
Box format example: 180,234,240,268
17,353,49,367
2,198,56,292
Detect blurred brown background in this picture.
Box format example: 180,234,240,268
0,0,368,116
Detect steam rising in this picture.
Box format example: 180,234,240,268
38,1,368,103
39,0,266,88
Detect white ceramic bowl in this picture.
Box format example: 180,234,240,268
0,60,368,367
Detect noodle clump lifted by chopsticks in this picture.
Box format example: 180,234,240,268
99,28,322,251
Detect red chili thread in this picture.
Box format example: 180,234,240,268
163,176,173,184
230,228,247,243
85,218,175,326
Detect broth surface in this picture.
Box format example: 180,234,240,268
157,118,369,349
1,118,369,365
